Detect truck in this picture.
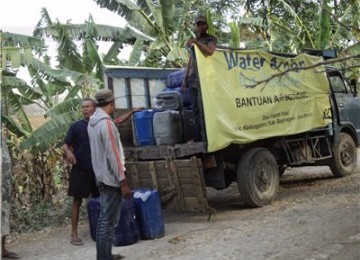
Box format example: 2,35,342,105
104,47,360,212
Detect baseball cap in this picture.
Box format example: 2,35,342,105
95,89,114,105
195,15,207,24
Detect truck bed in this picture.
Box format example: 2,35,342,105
116,109,209,212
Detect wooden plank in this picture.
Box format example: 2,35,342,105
125,158,209,212
149,162,158,190
176,157,208,211
167,158,186,211
124,142,206,160
127,164,140,188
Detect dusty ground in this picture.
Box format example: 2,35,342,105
6,151,360,260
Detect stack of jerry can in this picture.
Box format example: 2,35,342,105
153,90,183,145
153,69,197,144
87,190,165,243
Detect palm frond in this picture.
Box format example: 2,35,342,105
20,111,81,151
27,58,101,88
160,0,175,34
273,0,315,48
35,23,150,42
65,85,83,100
103,41,123,65
332,3,359,48
229,22,240,48
315,0,331,49
1,32,46,54
238,17,264,28
1,115,29,138
166,47,188,66
128,38,144,66
82,37,103,74
3,91,33,134
33,7,54,37
93,0,159,37
2,76,42,99
44,98,82,118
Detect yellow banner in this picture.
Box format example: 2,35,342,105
195,46,332,152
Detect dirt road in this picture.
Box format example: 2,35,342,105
8,152,360,260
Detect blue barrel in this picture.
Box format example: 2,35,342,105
132,110,155,146
133,189,165,239
87,197,140,246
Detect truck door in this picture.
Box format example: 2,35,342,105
328,71,360,141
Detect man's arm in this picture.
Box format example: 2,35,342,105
181,59,191,89
195,39,216,56
63,143,76,165
120,179,132,199
114,108,142,125
187,37,217,56
102,119,132,198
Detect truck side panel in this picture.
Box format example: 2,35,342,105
125,157,209,212
105,66,179,109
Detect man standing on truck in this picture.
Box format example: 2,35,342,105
182,14,217,141
88,89,131,260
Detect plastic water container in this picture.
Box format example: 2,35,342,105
154,91,183,111
113,198,140,246
87,197,139,246
163,87,192,109
166,69,186,89
132,110,155,146
153,110,183,145
181,109,196,142
133,189,165,239
87,197,101,241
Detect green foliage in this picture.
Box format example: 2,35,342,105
11,199,71,233
315,0,331,49
229,22,240,48
128,38,144,66
20,111,81,151
4,134,72,233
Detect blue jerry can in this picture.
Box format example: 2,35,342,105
133,189,165,239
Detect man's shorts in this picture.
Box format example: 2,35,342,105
68,166,99,199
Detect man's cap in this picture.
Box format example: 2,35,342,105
195,15,207,24
95,89,114,105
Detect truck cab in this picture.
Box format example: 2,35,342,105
327,67,360,143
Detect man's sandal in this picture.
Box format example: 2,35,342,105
2,251,20,259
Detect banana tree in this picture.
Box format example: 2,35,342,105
92,0,193,67
15,7,153,151
1,30,102,151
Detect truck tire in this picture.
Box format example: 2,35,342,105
329,133,357,177
237,148,279,207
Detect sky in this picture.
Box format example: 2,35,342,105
0,0,132,84
0,0,127,35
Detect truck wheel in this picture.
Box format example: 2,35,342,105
237,148,279,207
329,133,357,177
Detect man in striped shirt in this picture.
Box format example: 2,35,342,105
88,89,131,260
